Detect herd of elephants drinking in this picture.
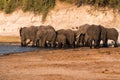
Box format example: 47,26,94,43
19,24,119,49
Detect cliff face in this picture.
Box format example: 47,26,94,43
0,1,120,41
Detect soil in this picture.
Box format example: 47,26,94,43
0,36,20,43
0,47,120,80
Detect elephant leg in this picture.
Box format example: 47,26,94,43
73,42,75,48
58,42,62,48
49,41,54,48
31,38,37,47
21,41,24,47
81,38,85,47
84,34,90,47
103,42,108,47
21,42,23,46
94,40,99,48
21,39,24,46
41,38,46,48
103,39,108,47
45,41,49,47
61,43,64,48
39,39,42,47
55,42,58,48
93,40,96,48
89,39,92,49
114,41,118,47
36,39,39,47
97,39,101,48
90,41,92,49
62,43,65,48
51,43,54,48
79,35,82,47
24,40,27,46
81,34,85,47
21,38,25,47
22,39,27,47
36,39,41,47
51,36,56,48
84,41,89,47
76,35,80,47
59,43,62,48
32,40,36,47
76,41,80,47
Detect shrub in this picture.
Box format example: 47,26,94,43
0,0,56,21
0,0,120,21
75,0,120,10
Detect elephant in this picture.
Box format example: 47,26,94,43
57,29,75,48
36,25,56,48
98,25,107,47
55,34,67,48
19,26,38,47
75,24,91,47
73,30,79,47
106,28,119,47
84,24,101,48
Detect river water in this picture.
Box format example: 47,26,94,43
0,43,39,55
0,42,119,55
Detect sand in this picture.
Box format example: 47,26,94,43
0,47,120,80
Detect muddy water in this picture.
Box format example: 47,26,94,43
0,42,119,55
0,43,39,55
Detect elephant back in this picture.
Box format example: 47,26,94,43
98,25,107,41
106,28,119,41
76,24,91,39
56,34,66,44
85,24,101,48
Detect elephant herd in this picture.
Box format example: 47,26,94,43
19,24,119,49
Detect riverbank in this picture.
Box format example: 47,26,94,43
0,47,120,80
0,36,20,43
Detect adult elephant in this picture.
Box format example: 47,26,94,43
36,25,56,48
75,24,91,47
57,29,75,48
55,34,67,48
84,24,101,48
106,28,119,47
20,26,38,47
99,25,107,47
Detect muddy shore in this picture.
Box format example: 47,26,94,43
0,47,120,80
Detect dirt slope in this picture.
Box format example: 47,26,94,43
0,1,120,40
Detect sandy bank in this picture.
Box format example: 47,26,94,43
0,47,120,80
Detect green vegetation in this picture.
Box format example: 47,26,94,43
59,0,76,3
75,0,120,11
0,0,120,21
0,0,56,22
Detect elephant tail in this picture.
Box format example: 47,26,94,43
19,27,22,37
